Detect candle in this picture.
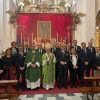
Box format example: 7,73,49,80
21,33,22,45
32,33,33,44
32,0,35,4
68,32,70,43
54,0,57,5
56,33,58,42
65,36,67,44
23,37,25,44
28,37,29,46
61,37,62,43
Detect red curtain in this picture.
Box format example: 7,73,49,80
16,13,73,45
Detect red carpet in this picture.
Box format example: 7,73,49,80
0,86,80,95
20,87,80,94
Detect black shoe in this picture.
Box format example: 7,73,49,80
27,88,31,90
33,87,38,90
64,86,68,89
71,85,73,88
75,85,77,88
58,86,62,89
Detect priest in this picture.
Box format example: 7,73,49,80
25,44,41,90
42,42,56,90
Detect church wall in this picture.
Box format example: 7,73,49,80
72,0,96,46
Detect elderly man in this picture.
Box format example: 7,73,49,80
78,42,92,86
57,43,70,89
93,47,100,70
25,43,41,90
42,42,56,90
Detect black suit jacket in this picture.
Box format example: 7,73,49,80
0,59,4,70
14,52,26,71
87,47,95,55
51,47,60,58
57,50,70,68
72,45,81,54
93,53,100,70
0,58,6,78
79,48,92,66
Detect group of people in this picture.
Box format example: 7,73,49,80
0,40,100,91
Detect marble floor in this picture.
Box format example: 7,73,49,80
1,93,100,100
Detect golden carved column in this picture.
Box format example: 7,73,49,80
95,30,100,47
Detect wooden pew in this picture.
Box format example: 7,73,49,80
79,77,100,100
0,80,20,100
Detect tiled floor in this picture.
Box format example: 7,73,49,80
1,93,100,100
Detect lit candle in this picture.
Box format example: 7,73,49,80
21,33,22,45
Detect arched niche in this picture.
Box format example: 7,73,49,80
95,10,100,47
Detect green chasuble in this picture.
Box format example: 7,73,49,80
42,52,56,85
25,50,41,82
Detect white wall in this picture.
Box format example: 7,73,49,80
0,0,99,51
96,0,100,14
0,0,4,52
0,0,17,52
72,0,96,46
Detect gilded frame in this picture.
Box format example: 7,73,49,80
37,21,51,40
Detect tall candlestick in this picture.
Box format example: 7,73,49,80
68,32,70,43
61,37,62,43
28,37,29,46
56,33,58,42
54,0,57,5
65,36,67,44
21,33,22,45
32,33,33,44
23,37,25,44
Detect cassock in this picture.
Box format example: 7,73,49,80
42,52,56,90
25,50,41,89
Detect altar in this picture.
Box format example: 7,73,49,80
16,13,73,46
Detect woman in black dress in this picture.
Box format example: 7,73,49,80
2,48,15,80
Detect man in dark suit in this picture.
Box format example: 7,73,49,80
93,47,100,70
78,42,92,85
57,43,70,89
72,40,81,54
14,45,26,90
23,42,31,55
87,41,95,72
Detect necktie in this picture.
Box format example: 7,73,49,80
75,46,77,50
97,53,99,57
